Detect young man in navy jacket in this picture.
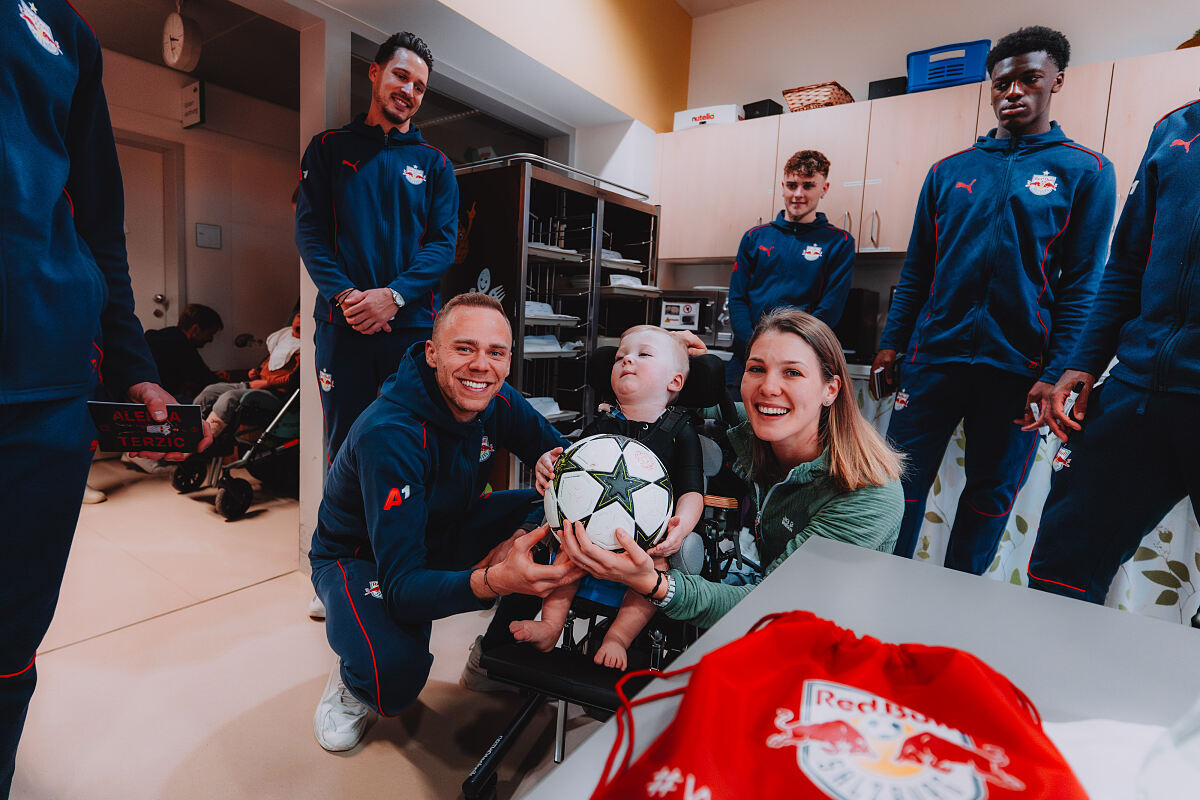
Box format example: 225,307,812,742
308,293,580,752
727,150,855,388
0,3,210,792
1027,98,1200,603
296,31,459,460
872,27,1116,574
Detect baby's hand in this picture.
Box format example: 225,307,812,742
534,447,564,495
647,516,686,558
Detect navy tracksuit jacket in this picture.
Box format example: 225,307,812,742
295,116,459,458
1030,99,1200,603
1,2,160,791
310,344,565,714
881,124,1116,573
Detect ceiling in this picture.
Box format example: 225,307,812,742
71,0,299,109
674,0,760,17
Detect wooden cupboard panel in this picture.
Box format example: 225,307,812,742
1104,47,1200,213
974,60,1113,154
861,83,981,253
656,115,780,259
773,101,870,242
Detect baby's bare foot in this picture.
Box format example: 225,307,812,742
593,639,628,670
509,619,561,652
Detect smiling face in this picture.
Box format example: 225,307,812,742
611,329,687,409
781,171,828,224
989,51,1062,138
425,305,511,422
367,48,428,132
741,330,840,457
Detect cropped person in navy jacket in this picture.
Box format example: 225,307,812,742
0,3,210,792
296,31,459,461
871,26,1116,574
1027,97,1200,603
727,150,855,389
308,293,580,752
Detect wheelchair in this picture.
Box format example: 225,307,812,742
462,349,761,800
171,375,300,520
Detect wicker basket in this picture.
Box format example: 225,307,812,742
782,81,854,113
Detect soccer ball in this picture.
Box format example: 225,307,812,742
544,434,674,551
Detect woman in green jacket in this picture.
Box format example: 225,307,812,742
559,308,904,628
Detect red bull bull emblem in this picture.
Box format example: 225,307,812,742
364,580,382,599
19,1,62,55
1025,171,1058,196
479,435,495,463
893,390,910,411
318,369,334,392
766,680,1024,799
1051,447,1072,472
403,164,427,185
802,244,823,262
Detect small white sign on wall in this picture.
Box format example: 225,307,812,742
195,223,222,249
182,80,205,129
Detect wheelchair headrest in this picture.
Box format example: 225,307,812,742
589,346,729,410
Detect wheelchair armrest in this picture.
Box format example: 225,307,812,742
479,643,656,714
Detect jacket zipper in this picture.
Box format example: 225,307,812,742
754,478,787,546
382,129,391,295
1152,202,1200,390
971,140,1019,358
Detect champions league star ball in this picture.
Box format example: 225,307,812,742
544,434,674,551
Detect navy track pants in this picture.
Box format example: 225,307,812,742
311,489,539,716
314,321,428,462
1029,379,1200,604
887,362,1039,574
0,396,96,795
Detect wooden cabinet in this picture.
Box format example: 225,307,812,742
859,83,981,253
974,60,1113,154
1103,47,1200,213
773,101,870,239
654,115,779,259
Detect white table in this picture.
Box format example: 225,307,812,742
519,537,1200,798
845,371,1200,623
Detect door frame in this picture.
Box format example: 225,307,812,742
114,130,186,325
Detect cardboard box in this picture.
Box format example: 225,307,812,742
673,104,742,130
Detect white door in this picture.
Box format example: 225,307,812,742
115,142,170,330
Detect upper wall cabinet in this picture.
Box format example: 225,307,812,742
1103,47,1200,214
974,60,1113,154
859,83,981,253
773,101,870,241
654,115,779,260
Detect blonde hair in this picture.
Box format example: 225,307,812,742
745,308,902,490
619,325,689,401
432,291,509,341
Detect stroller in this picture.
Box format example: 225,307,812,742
171,374,300,520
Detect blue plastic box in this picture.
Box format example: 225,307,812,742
907,39,991,93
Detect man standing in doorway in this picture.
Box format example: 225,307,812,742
296,31,459,461
727,150,855,389
1,3,210,793
871,26,1116,573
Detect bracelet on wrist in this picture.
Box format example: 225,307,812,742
648,570,676,608
483,566,498,596
643,569,665,601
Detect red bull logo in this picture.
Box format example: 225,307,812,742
403,164,427,185
1025,171,1058,196
893,390,910,411
1051,446,1072,472
318,369,334,392
479,435,495,463
364,580,382,599
19,0,62,56
767,680,1021,799
802,244,823,262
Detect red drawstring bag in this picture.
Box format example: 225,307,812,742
592,611,1086,799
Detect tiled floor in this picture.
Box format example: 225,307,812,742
13,459,592,799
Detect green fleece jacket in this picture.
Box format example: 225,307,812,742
662,422,902,628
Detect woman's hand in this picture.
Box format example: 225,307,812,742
534,447,563,495
646,515,686,558
558,520,660,596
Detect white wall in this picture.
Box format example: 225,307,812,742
688,0,1199,108
103,50,300,371
573,119,658,199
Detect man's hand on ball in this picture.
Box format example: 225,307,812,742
487,525,582,598
534,447,563,495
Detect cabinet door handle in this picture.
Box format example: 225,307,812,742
758,216,762,225
843,211,852,232
870,209,880,247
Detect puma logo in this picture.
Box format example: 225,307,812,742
341,159,361,172
954,179,976,193
758,245,775,256
1170,133,1200,154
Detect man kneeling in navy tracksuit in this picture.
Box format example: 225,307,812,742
308,293,580,751
1027,97,1200,604
872,26,1116,574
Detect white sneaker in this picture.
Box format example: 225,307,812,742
82,485,107,504
314,657,375,752
459,635,518,694
308,595,327,620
